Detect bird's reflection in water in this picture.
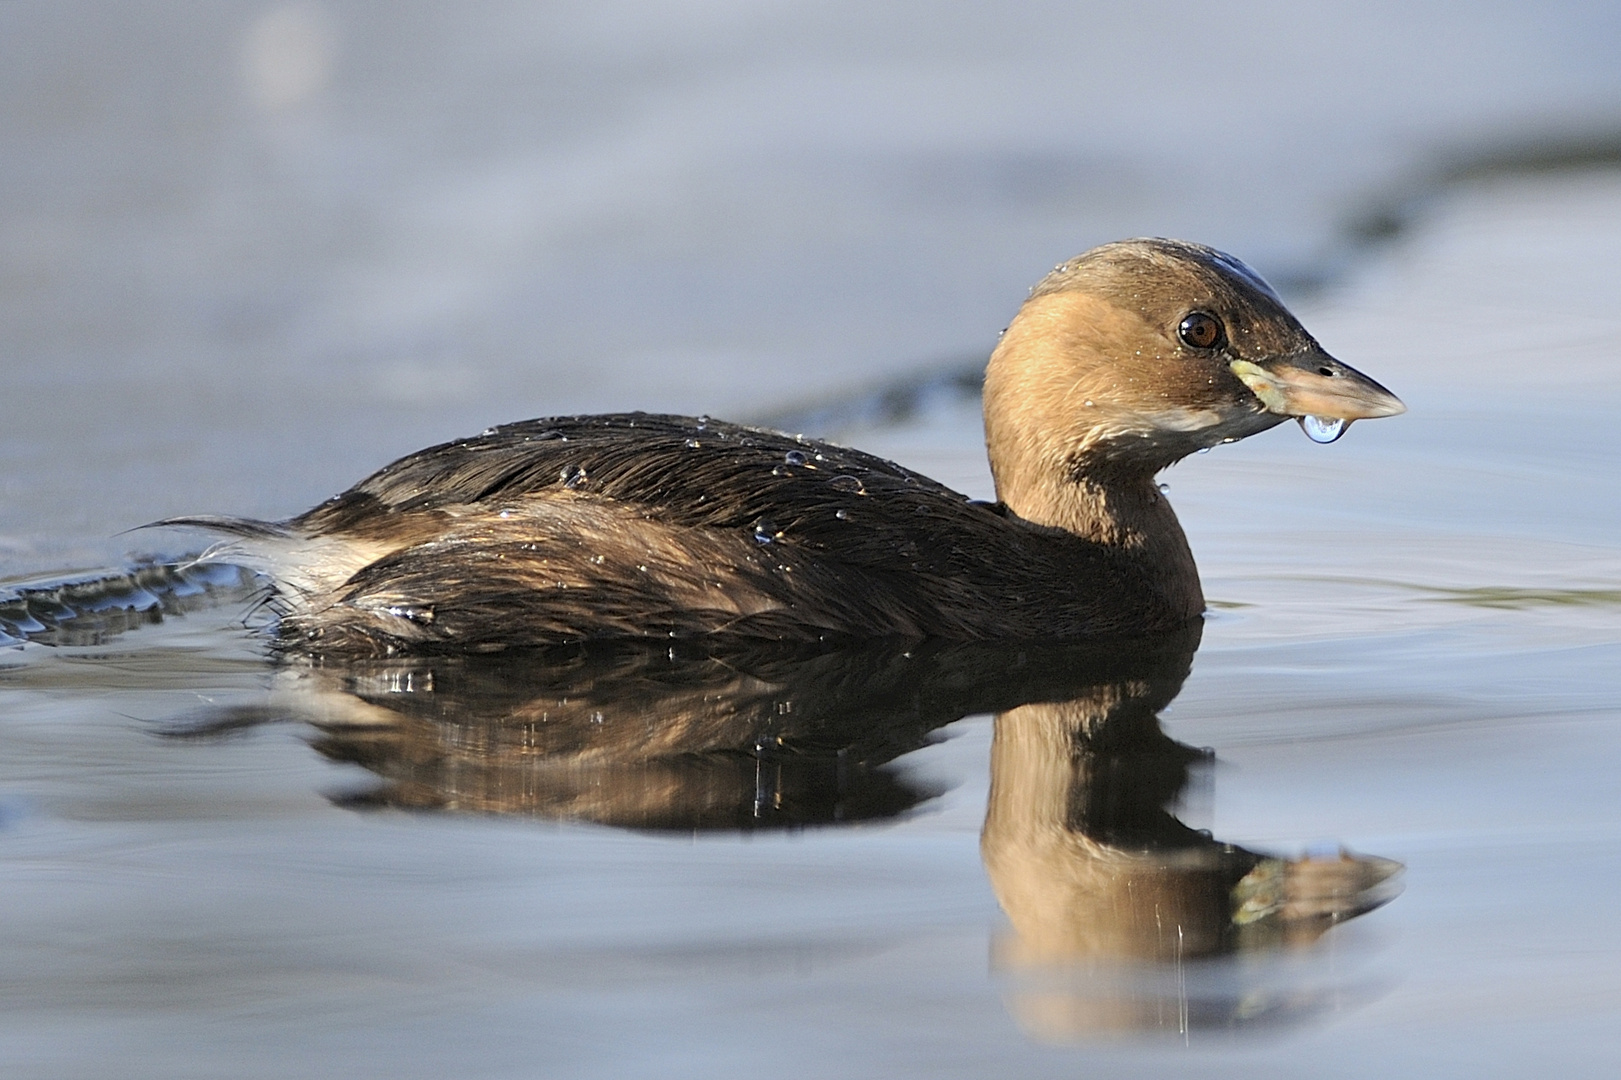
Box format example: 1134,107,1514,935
177,623,1399,1040
983,682,1400,1040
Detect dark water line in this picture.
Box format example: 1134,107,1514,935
0,560,257,648
757,132,1621,438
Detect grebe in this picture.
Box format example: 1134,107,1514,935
164,239,1403,655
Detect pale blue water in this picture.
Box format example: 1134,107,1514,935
3,6,1621,1076
2,172,1619,1077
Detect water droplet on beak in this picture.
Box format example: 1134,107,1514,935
1299,415,1348,444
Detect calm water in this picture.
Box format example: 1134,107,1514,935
2,172,1620,1077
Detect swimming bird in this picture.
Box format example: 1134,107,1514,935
163,239,1403,655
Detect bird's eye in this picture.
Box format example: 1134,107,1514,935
1178,312,1225,350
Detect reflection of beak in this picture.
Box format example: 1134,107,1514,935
1231,352,1406,420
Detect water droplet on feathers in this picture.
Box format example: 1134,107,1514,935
384,604,435,624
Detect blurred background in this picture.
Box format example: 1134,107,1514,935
4,0,1621,570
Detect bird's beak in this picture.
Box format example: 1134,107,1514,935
1230,352,1406,421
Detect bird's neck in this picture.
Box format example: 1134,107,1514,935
1001,464,1202,617
1013,466,1178,545
982,294,1205,621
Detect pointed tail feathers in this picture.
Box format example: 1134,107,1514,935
138,515,299,540
143,516,392,614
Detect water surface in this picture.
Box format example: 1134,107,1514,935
2,172,1620,1076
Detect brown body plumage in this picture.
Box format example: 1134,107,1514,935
164,239,1404,656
